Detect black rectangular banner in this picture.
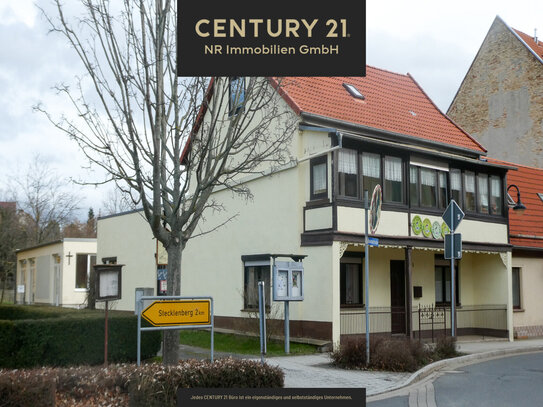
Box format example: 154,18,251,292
177,0,366,76
177,388,366,407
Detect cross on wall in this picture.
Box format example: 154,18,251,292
65,252,74,265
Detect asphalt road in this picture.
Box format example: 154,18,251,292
368,352,543,407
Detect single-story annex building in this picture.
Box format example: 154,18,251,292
15,238,97,307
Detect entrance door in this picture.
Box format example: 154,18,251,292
390,260,406,334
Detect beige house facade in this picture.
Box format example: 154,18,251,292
92,72,518,346
179,72,515,346
16,238,97,307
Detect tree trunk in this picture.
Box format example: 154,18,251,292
87,266,96,309
163,240,182,365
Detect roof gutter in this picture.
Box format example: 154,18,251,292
300,112,485,159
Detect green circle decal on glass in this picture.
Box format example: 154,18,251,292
422,218,432,238
441,222,450,238
412,215,422,235
431,221,441,239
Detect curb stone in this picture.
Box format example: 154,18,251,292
368,345,543,399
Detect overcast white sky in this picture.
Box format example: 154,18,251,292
0,0,541,219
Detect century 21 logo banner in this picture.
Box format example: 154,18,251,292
177,0,366,76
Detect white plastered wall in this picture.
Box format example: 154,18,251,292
96,211,157,311
512,256,543,337
16,239,96,307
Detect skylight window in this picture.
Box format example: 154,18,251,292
343,83,365,100
538,193,543,203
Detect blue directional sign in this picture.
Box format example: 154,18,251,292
368,237,379,247
444,233,462,259
442,200,464,232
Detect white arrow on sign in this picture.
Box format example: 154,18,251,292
442,200,464,232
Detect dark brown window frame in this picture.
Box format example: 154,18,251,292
310,155,328,200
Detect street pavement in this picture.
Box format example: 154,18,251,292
180,337,543,401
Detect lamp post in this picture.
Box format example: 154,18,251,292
507,184,527,214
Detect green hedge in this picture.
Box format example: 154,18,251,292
0,307,161,368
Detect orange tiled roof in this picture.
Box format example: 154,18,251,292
276,67,486,153
514,29,543,59
489,158,543,248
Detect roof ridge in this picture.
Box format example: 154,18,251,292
365,64,409,78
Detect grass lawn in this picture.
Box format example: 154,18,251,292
179,330,318,357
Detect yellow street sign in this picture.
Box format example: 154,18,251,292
141,300,211,327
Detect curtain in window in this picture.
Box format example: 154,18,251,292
385,157,402,181
438,172,447,189
362,153,380,178
450,170,461,190
464,173,475,192
410,166,418,183
490,176,501,198
339,149,357,174
313,163,326,193
420,168,436,186
478,175,488,207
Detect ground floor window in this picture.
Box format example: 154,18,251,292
512,267,521,309
434,258,459,306
340,254,363,307
75,254,96,289
244,262,270,309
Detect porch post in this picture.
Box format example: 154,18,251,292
406,247,413,339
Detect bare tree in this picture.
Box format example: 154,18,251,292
101,187,135,216
0,202,23,303
36,0,295,364
12,156,81,245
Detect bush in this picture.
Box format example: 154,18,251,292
372,339,418,372
0,359,284,407
330,337,384,368
0,370,56,407
0,311,161,368
434,335,458,359
129,359,284,407
331,336,458,372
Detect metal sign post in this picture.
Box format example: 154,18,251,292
442,200,464,337
137,296,214,365
364,190,370,365
258,281,267,363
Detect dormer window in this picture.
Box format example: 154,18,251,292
343,83,365,100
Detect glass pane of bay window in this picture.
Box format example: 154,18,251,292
438,172,448,209
464,171,476,211
362,152,381,197
490,175,503,215
478,174,489,214
410,166,419,206
420,168,437,207
450,169,462,205
384,156,403,203
338,149,358,197
312,162,327,196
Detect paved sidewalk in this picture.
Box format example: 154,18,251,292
179,337,543,397
266,337,543,396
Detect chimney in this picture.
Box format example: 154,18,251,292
535,28,539,45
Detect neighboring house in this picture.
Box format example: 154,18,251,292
447,15,543,168
177,69,515,346
489,160,543,338
16,238,96,307
96,209,166,312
